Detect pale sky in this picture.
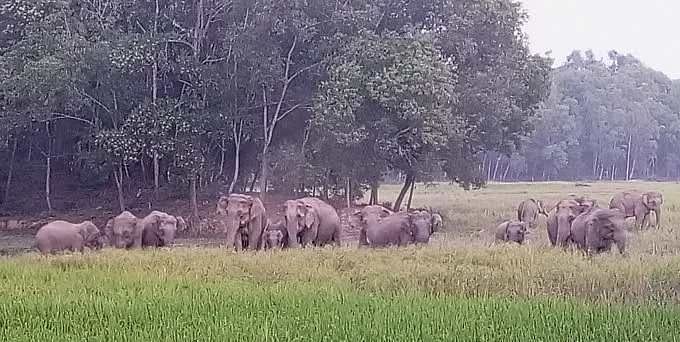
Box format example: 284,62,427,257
520,0,680,79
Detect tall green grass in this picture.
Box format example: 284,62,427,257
1,250,679,341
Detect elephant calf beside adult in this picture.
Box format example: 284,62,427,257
216,193,267,251
609,190,663,230
283,197,341,248
262,218,288,251
34,220,103,254
359,209,442,248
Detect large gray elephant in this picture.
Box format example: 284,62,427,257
546,195,596,247
140,211,186,248
517,198,548,229
283,197,341,248
104,211,142,249
569,207,627,256
262,217,288,250
495,219,527,244
609,190,663,230
360,210,442,247
353,205,394,246
216,193,267,251
34,220,103,254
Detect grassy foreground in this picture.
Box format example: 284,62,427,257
1,248,680,341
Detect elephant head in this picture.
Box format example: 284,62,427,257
77,221,103,250
283,199,318,248
499,220,527,244
554,198,593,247
262,230,284,250
352,205,393,228
586,208,627,255
642,191,663,227
216,193,264,250
409,210,442,244
142,211,184,247
105,211,139,249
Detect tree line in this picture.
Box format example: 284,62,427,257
11,0,674,220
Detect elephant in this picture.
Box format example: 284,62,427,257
517,199,548,229
353,205,394,245
360,210,442,247
494,219,527,244
34,220,103,254
609,190,663,230
262,219,287,251
216,193,267,251
283,197,341,248
104,211,142,249
140,211,186,248
569,207,627,256
546,195,597,247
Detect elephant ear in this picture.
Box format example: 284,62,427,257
380,208,392,218
302,204,316,228
176,216,187,232
642,193,650,207
431,214,443,233
503,222,511,240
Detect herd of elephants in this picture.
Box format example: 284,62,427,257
32,188,663,257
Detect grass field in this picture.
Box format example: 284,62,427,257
2,181,680,340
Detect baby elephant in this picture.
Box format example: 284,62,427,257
495,220,527,244
261,218,288,250
34,220,103,255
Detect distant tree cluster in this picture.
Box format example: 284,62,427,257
0,0,555,217
487,50,680,182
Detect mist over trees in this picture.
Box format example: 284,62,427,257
0,0,674,219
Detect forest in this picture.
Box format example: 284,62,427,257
0,0,676,220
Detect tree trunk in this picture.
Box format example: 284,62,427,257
369,182,378,205
3,138,17,207
393,172,415,211
502,161,510,182
249,169,259,193
629,157,636,180
625,133,632,181
346,177,351,208
153,152,160,202
218,138,226,178
492,155,502,181
190,174,199,219
140,156,147,184
405,180,415,211
114,163,125,212
45,122,53,213
228,120,243,194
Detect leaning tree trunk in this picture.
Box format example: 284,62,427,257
393,172,415,211
405,180,415,211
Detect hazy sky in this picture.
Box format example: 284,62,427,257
520,0,680,79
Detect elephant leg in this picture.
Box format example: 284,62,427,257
299,229,316,247
640,212,650,230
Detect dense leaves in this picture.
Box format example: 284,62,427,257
0,0,554,215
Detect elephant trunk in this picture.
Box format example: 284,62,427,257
224,217,241,251
285,217,299,248
555,215,572,247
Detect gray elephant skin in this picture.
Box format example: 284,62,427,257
104,211,142,249
216,193,267,251
546,195,596,247
495,219,527,244
609,190,663,230
141,211,186,248
517,198,547,229
569,207,627,256
283,197,341,248
359,210,442,248
34,220,103,254
262,218,287,250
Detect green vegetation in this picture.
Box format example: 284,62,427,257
1,248,680,341
3,181,680,339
